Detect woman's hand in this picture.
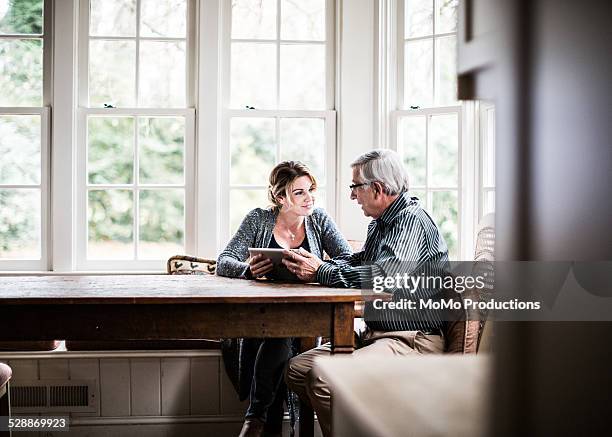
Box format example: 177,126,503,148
248,254,274,278
281,248,323,282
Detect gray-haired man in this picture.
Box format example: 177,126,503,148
282,149,450,437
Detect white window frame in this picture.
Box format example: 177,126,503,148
390,105,464,257
378,0,484,260
75,0,197,271
478,101,495,220
0,0,53,271
217,0,337,248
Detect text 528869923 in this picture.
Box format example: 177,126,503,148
1,416,69,432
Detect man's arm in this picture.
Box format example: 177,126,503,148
316,214,428,289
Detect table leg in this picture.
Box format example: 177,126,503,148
331,302,355,354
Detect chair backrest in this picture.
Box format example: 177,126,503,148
473,214,495,352
167,255,217,275
444,214,495,354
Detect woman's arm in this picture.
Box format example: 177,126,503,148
216,209,261,278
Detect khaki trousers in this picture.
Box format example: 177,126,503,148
285,329,444,437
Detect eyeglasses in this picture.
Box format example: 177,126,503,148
349,182,369,192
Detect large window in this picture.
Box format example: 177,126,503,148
222,0,335,241
385,0,496,259
77,0,195,269
0,0,50,270
392,0,461,259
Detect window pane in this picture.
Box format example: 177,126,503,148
404,39,433,107
281,0,325,41
483,107,495,187
231,42,276,109
0,115,40,185
89,0,136,37
411,190,426,207
432,190,458,259
405,0,433,38
280,44,325,109
89,39,135,107
140,0,186,38
88,189,134,259
88,117,134,184
435,35,457,105
229,189,267,234
231,0,276,40
483,190,495,215
139,41,185,107
139,117,184,185
139,189,184,259
0,0,43,34
280,118,326,185
430,113,458,187
0,39,42,106
399,116,426,187
230,117,276,186
435,0,458,34
0,189,40,259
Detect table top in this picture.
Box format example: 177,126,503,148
0,274,364,305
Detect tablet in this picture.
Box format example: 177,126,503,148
248,248,299,266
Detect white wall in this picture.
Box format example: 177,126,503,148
335,0,376,240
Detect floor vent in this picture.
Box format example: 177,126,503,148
11,380,97,412
11,385,46,408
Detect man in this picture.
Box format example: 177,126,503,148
282,149,450,437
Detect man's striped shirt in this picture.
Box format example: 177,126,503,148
316,192,450,332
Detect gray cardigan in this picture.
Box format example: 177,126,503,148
217,207,352,278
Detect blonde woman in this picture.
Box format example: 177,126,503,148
217,161,351,437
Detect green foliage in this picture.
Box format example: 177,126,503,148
139,117,184,184
0,0,44,106
0,189,39,254
87,117,185,247
0,0,43,34
88,117,134,184
88,190,133,243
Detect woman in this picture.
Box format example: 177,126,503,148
217,161,351,437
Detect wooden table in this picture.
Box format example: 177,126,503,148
0,274,360,350
0,274,362,437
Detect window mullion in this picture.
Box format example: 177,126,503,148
276,0,281,109
135,0,141,106
431,0,436,105
133,116,139,260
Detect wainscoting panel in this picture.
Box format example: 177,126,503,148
69,358,101,417
220,362,249,415
39,358,69,379
160,358,191,416
190,356,219,415
2,352,265,436
131,358,161,416
99,358,131,416
9,359,39,381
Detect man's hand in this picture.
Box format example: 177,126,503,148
248,254,273,278
282,248,323,282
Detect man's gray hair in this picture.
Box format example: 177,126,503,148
351,149,409,195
